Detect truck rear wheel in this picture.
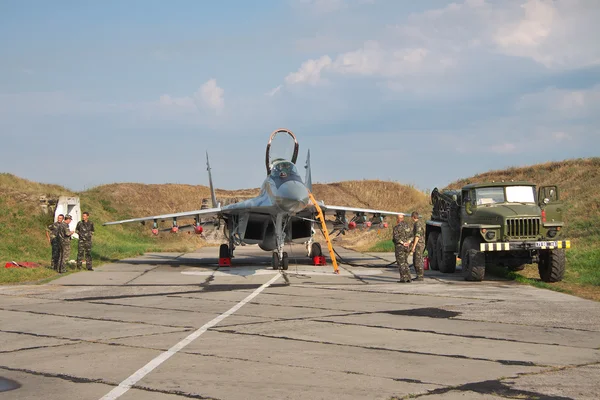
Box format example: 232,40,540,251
427,232,440,271
435,235,456,273
538,249,565,282
463,249,485,281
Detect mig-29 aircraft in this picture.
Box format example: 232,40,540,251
104,129,407,270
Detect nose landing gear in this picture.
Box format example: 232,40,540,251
272,251,289,270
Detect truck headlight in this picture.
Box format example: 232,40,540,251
485,231,496,240
547,229,557,238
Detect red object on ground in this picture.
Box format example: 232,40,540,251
313,256,327,266
171,226,179,233
423,257,430,270
194,226,203,235
382,222,389,228
219,257,231,267
348,221,357,230
151,228,159,235
5,261,41,269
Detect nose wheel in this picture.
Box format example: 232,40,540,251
272,252,289,270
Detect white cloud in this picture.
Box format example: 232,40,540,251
157,78,225,114
265,85,282,97
197,78,224,112
516,85,600,118
282,39,452,89
412,0,600,69
284,55,332,85
284,0,600,91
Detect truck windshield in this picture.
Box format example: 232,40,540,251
505,186,535,203
474,187,505,205
475,186,536,205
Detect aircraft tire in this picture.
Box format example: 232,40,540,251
282,252,289,270
311,242,322,257
219,244,229,259
272,252,280,270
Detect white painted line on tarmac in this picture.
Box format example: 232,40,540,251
99,273,282,400
181,267,383,277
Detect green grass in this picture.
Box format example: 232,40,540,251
0,205,197,284
564,240,600,286
368,239,395,252
0,267,57,284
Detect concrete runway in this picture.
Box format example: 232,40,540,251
1,245,599,400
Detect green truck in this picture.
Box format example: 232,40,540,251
425,181,570,282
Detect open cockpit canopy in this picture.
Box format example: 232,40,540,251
265,128,298,174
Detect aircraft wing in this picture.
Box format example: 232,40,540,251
316,204,409,217
102,207,222,226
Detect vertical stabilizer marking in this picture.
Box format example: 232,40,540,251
304,149,313,191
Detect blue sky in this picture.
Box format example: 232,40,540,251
1,0,599,192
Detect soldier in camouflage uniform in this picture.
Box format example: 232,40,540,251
57,215,74,273
76,211,95,271
46,214,64,270
409,211,425,281
392,214,413,282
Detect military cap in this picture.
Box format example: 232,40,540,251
64,214,73,219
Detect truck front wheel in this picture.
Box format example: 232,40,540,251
538,249,566,282
435,234,456,273
463,249,485,281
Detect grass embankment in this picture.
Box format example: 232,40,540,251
0,175,203,284
367,158,600,301
1,175,426,284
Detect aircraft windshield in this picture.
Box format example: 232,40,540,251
272,161,298,177
266,129,298,174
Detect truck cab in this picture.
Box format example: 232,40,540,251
425,181,569,282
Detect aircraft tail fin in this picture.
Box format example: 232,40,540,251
206,152,218,208
304,149,313,192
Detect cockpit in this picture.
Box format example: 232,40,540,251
265,128,299,175
271,160,299,179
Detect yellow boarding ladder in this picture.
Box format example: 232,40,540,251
307,191,339,274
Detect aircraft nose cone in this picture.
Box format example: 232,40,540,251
275,180,309,212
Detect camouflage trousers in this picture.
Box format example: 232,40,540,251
77,239,93,270
412,242,425,279
58,241,71,273
395,246,411,282
50,238,60,270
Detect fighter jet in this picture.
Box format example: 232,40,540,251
104,128,407,270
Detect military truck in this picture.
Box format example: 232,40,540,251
425,181,570,282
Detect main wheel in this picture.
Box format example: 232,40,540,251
427,232,440,271
311,242,322,257
272,252,280,270
538,249,565,282
463,249,485,281
435,234,456,273
219,244,229,259
282,252,289,270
